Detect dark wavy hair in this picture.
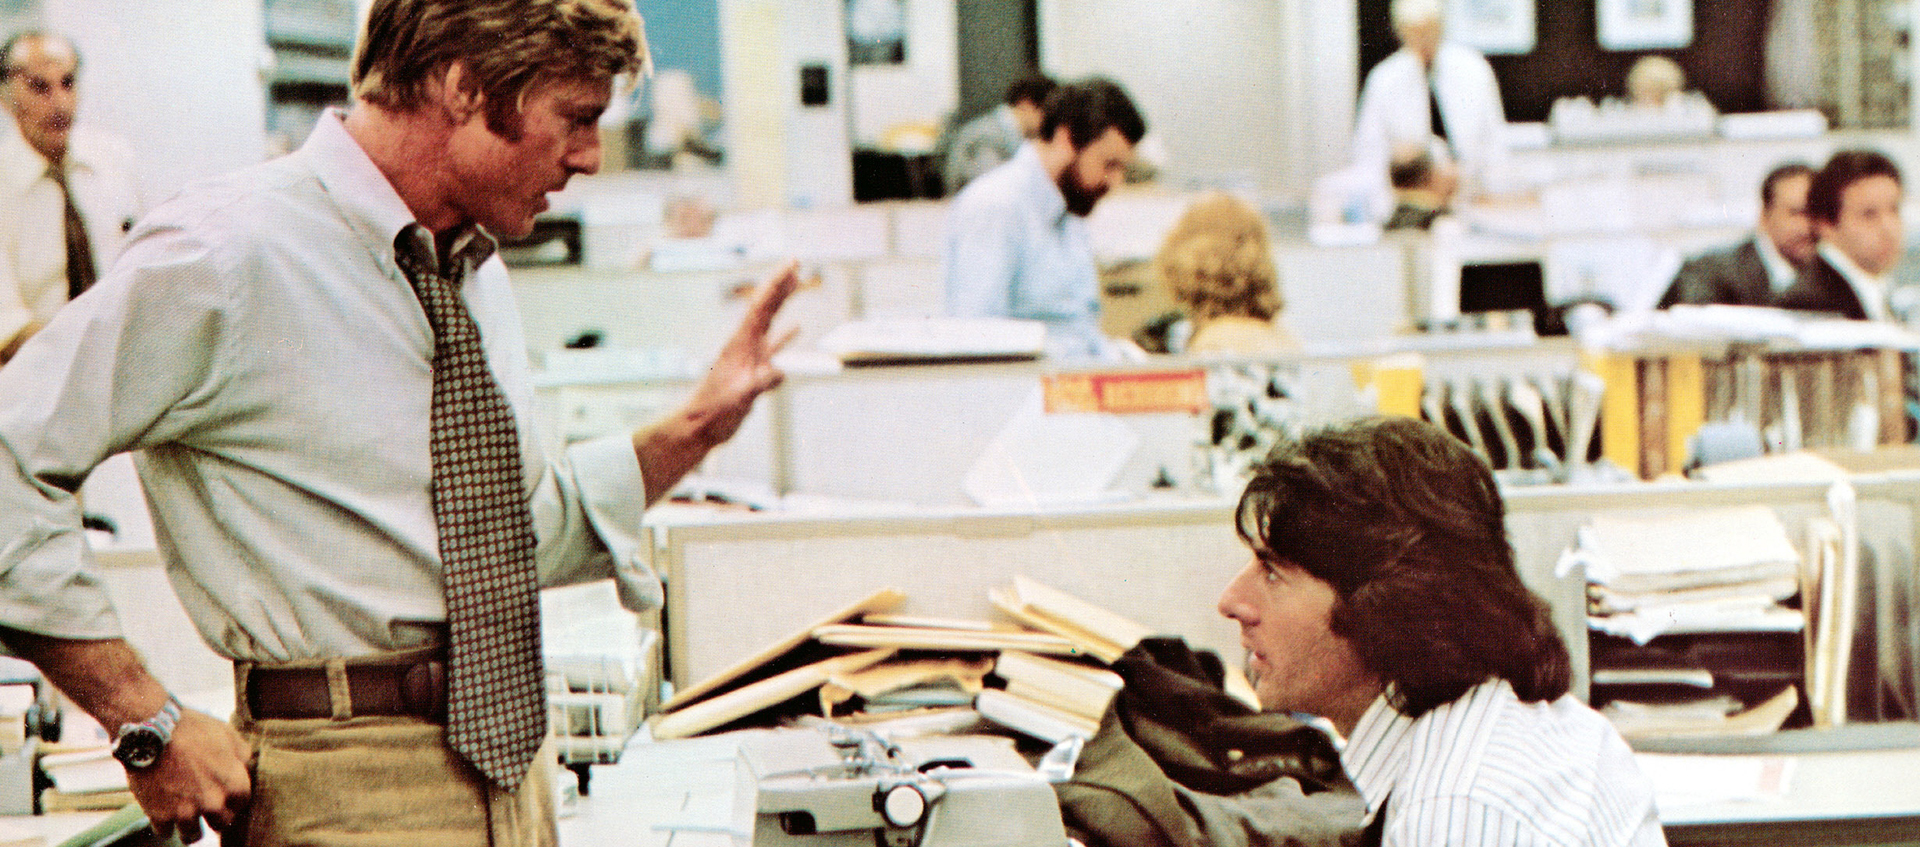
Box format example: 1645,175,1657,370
1807,149,1901,225
1040,77,1146,149
1234,416,1570,717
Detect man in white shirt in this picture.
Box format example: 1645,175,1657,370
1351,0,1507,204
0,30,142,362
1217,417,1665,847
1779,150,1905,321
1658,162,1816,308
0,2,797,844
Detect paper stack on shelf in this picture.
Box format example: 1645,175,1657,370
1570,505,1805,645
1566,504,1814,739
38,747,133,812
973,651,1123,743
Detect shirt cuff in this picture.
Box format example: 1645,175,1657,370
564,434,661,612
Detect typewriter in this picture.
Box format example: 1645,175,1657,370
733,727,1070,847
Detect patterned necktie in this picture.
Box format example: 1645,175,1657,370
394,226,547,792
1427,78,1452,151
51,166,96,300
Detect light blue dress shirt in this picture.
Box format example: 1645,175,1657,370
943,143,1105,358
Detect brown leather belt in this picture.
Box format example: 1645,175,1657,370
244,658,447,721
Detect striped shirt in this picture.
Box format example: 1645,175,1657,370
1342,678,1666,847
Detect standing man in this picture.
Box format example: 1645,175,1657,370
1351,0,1507,206
1658,162,1816,308
1778,150,1906,321
941,74,1056,195
1217,417,1665,846
944,77,1145,359
0,30,142,362
0,2,798,845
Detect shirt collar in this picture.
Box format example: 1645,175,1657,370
1819,240,1889,320
1340,692,1412,817
1011,142,1068,227
394,222,497,285
1754,233,1799,292
0,118,101,184
299,108,498,280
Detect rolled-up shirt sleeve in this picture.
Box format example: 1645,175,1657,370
529,432,660,613
0,223,230,641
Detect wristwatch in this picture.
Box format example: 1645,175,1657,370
111,697,182,770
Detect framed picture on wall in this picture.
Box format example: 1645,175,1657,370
847,0,907,65
1597,0,1693,51
1446,0,1535,55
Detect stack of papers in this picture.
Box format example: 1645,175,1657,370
647,579,1257,745
815,318,1046,365
1567,505,1805,644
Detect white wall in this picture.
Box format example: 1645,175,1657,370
47,0,269,204
1275,0,1358,198
847,0,958,148
721,0,855,209
1036,0,1355,203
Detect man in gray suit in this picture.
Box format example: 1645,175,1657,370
1657,162,1815,308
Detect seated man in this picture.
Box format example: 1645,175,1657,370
1217,417,1665,846
942,73,1056,194
1778,150,1905,320
1382,143,1457,231
1657,162,1814,308
944,77,1145,359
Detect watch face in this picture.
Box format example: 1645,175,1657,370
114,727,165,769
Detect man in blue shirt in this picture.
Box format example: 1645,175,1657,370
943,78,1145,358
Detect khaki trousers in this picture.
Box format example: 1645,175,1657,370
227,662,556,847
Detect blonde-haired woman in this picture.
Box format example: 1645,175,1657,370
1157,193,1301,355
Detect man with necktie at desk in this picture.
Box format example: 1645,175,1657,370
1657,162,1816,309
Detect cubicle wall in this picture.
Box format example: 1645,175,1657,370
537,353,1389,507
655,472,1920,728
652,500,1248,687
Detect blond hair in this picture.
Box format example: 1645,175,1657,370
1625,55,1684,107
352,0,649,138
1157,193,1281,322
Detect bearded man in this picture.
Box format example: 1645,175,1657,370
943,77,1145,359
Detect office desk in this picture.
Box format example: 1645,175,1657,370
560,730,1920,847
1651,745,1920,846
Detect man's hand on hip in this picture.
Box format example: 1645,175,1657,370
127,709,252,844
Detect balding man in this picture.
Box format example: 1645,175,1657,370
0,30,141,362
